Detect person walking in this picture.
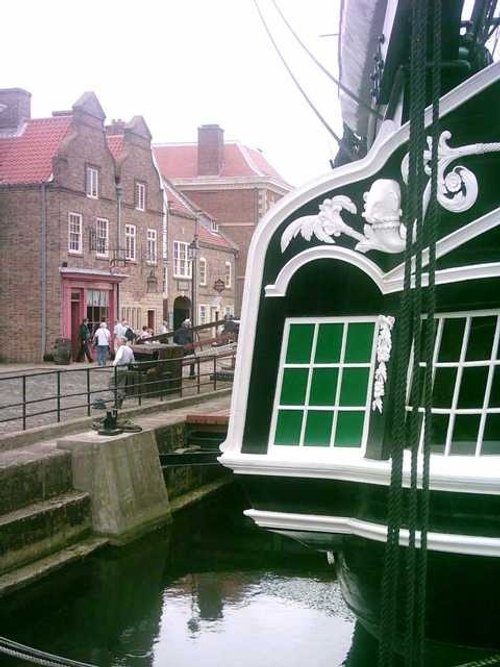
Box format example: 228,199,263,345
78,318,93,362
111,337,135,408
93,322,111,366
113,320,126,355
174,319,196,378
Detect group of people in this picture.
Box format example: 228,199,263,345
78,318,140,366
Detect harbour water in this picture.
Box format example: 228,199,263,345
0,483,492,667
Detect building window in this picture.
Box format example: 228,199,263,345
224,305,234,317
408,310,500,456
199,257,207,286
211,220,219,233
68,212,83,254
135,181,146,211
146,229,157,264
125,224,136,261
95,218,109,257
173,240,191,278
224,261,232,288
270,317,378,449
199,304,208,325
86,166,99,199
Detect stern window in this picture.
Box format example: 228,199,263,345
270,317,379,450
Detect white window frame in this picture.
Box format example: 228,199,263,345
199,257,207,286
146,229,157,264
211,220,219,233
269,316,379,454
125,224,136,261
199,304,208,325
173,240,191,278
86,166,99,199
68,212,83,254
95,218,109,258
407,309,500,457
136,182,146,211
224,261,232,288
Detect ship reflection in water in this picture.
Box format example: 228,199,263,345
0,483,479,667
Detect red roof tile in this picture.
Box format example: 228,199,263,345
164,179,235,250
0,116,72,185
153,142,286,183
106,134,124,160
197,224,235,250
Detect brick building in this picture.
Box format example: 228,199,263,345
163,179,238,330
153,124,291,312
0,89,164,362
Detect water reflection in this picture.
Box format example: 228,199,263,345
2,483,483,667
0,484,359,667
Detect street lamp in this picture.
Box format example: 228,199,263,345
188,236,199,327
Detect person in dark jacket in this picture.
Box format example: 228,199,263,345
174,319,195,377
78,318,93,362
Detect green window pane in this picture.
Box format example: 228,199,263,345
274,410,303,445
309,368,338,406
466,316,497,361
335,411,365,447
429,413,448,453
433,367,457,408
315,323,343,363
344,322,375,363
449,414,480,455
489,368,500,408
482,414,500,454
280,368,309,405
304,410,333,446
438,318,465,362
457,367,488,409
286,324,314,364
339,368,370,406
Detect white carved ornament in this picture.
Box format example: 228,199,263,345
280,131,500,256
372,315,395,414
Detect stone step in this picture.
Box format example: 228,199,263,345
0,442,73,515
0,490,92,575
0,536,108,597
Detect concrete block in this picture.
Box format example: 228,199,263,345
57,430,171,543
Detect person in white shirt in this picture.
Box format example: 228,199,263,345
113,320,126,354
93,322,111,366
111,337,135,407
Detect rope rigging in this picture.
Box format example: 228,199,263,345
269,0,383,122
252,0,347,154
378,0,439,665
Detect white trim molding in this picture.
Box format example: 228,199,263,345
223,61,500,459
245,509,500,558
219,449,500,496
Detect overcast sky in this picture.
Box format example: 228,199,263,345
1,0,342,187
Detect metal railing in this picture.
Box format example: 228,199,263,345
0,347,235,434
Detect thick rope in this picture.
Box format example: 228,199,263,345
0,636,96,667
378,1,431,665
404,1,428,663
414,0,442,664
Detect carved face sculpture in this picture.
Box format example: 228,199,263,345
362,179,402,225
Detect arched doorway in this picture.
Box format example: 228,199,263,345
173,296,191,330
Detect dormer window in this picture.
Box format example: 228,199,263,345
211,220,219,233
135,182,146,211
86,166,99,199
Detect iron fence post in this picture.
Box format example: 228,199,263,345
86,368,91,416
22,375,26,431
56,371,61,423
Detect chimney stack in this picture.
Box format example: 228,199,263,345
0,88,31,132
197,124,224,176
